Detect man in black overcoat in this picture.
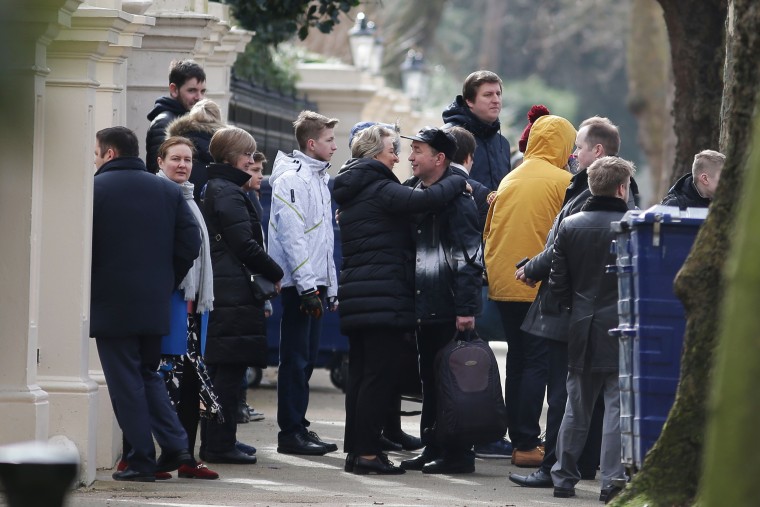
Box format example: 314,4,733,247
91,126,201,481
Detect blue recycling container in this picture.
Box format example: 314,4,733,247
610,205,707,470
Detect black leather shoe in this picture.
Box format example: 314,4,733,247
599,484,623,503
112,468,156,482
306,430,338,453
203,449,258,464
399,452,435,471
508,469,553,488
235,441,257,456
554,486,576,498
344,454,356,473
422,457,475,475
384,431,423,451
354,455,405,475
278,432,328,456
156,448,193,473
380,435,403,452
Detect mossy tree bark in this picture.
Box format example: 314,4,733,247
699,0,760,504
612,1,758,505
656,0,726,185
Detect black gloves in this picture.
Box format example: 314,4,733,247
299,288,323,319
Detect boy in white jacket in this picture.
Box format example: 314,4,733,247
268,111,339,456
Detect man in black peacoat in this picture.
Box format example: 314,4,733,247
91,127,201,481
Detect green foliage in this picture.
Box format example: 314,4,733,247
501,76,579,137
233,39,301,94
221,0,360,45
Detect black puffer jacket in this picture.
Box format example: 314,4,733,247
201,163,284,366
146,96,187,173
333,158,467,334
407,168,483,324
442,96,511,190
661,173,711,209
549,196,629,373
167,114,224,202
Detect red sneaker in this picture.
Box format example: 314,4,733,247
118,458,172,480
178,462,219,480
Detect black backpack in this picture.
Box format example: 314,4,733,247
434,331,508,446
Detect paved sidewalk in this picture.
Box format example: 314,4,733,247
56,345,604,507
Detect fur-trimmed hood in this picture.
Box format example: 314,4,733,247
166,114,225,138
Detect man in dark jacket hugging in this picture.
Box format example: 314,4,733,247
548,156,633,502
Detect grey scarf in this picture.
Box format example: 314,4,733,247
158,170,214,313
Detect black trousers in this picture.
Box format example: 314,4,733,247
178,355,201,458
542,339,603,474
96,335,187,473
497,301,547,450
201,363,247,454
416,323,471,459
343,328,404,455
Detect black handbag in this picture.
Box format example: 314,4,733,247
214,233,277,304
241,264,277,302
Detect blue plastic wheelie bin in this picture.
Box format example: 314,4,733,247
609,205,707,471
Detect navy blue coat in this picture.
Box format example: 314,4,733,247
442,96,512,191
90,156,201,338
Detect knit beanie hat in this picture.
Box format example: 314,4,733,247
518,104,551,153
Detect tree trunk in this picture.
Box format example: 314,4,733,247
626,0,674,204
613,1,757,505
657,0,726,185
699,0,760,503
477,0,507,71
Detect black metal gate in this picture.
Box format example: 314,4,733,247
228,75,317,174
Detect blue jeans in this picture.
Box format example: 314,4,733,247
276,286,325,438
497,301,547,450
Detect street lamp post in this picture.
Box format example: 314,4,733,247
348,12,377,72
400,49,429,110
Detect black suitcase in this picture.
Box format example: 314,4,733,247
434,331,508,446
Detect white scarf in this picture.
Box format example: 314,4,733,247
158,170,214,313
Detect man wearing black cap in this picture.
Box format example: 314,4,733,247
398,127,484,474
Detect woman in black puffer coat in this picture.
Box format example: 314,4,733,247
199,126,284,464
333,124,466,475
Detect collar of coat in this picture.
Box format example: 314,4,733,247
94,156,147,176
206,162,252,187
581,195,629,213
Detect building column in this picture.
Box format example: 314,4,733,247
197,2,252,119
0,0,83,446
126,0,215,162
39,3,145,485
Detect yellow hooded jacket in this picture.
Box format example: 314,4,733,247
484,115,575,302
